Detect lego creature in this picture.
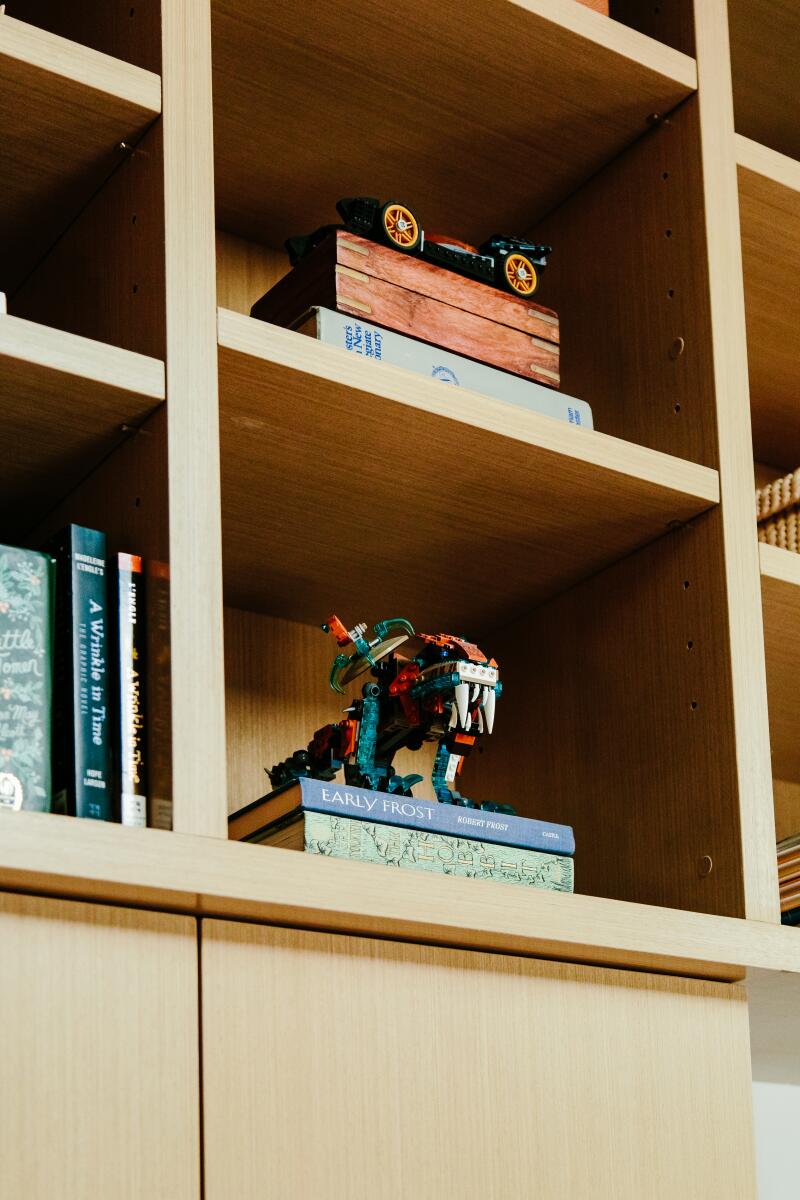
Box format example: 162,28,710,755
286,196,551,299
267,614,512,813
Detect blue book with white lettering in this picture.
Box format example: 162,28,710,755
229,775,574,855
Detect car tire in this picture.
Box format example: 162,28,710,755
380,202,422,253
500,251,538,297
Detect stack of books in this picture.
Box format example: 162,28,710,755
0,525,171,829
251,229,594,430
229,777,575,895
778,833,800,925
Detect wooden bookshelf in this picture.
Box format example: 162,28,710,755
0,15,160,290
218,308,718,624
3,0,800,1192
737,134,800,468
3,806,800,983
211,0,696,246
0,314,164,536
729,0,800,161
760,543,800,783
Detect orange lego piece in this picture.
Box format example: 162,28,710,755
324,614,351,647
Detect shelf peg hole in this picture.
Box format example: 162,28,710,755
667,288,675,298
131,214,137,225
683,580,690,589
687,640,694,650
690,700,698,710
674,403,681,413
134,496,141,508
665,228,673,238
669,337,685,360
698,855,713,878
132,283,139,294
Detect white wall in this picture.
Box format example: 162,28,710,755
752,1080,800,1198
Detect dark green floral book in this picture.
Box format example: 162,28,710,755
0,545,54,812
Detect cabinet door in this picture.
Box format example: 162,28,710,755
0,893,200,1200
201,921,757,1199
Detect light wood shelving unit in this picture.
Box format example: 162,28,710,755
2,0,798,1194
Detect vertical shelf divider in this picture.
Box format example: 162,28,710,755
161,0,227,837
693,0,778,920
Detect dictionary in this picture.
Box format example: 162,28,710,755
247,808,574,894
229,776,574,855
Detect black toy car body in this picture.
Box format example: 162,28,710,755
286,197,551,299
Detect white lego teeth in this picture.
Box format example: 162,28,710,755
455,683,469,726
476,707,484,733
471,683,480,702
483,688,496,734
448,702,458,729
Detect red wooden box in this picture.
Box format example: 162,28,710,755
250,231,560,388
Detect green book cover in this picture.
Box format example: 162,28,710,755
0,545,54,812
302,810,574,892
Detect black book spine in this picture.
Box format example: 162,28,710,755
51,525,112,819
117,553,147,827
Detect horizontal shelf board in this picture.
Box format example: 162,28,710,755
736,135,800,468
760,543,800,782
729,0,800,162
0,314,164,537
217,309,719,629
211,0,695,247
3,809,800,982
0,15,161,290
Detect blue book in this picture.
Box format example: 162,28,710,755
229,776,574,855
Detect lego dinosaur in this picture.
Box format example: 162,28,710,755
267,614,512,813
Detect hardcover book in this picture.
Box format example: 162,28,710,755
49,524,112,820
229,776,575,855
0,545,54,811
116,553,147,827
251,230,560,386
261,809,574,893
146,559,172,830
297,307,592,427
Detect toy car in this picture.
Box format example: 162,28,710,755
285,197,551,299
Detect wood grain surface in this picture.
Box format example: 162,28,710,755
0,15,160,292
201,921,757,1199
691,0,778,921
737,134,800,469
729,0,800,160
0,314,163,538
217,309,718,628
5,805,800,979
211,0,695,247
0,892,199,1200
761,543,800,784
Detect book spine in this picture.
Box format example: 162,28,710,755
302,810,574,893
781,907,800,927
146,560,172,829
298,777,575,855
0,546,54,811
117,554,147,827
52,526,112,819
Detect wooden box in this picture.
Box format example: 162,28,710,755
250,231,560,388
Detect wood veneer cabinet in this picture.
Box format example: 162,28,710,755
1,0,799,1194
